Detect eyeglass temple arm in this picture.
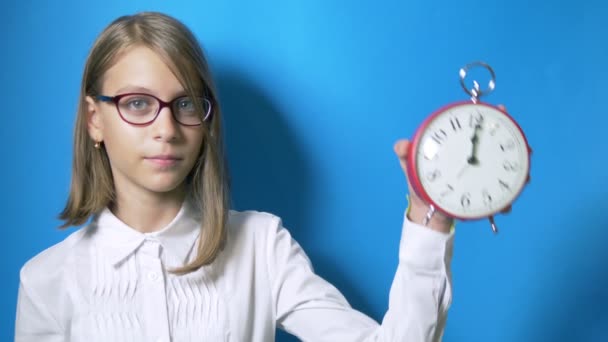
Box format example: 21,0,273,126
95,95,114,102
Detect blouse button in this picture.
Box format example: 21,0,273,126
148,271,160,282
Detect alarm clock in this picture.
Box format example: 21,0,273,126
406,62,531,233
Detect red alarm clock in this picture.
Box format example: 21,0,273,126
406,62,531,233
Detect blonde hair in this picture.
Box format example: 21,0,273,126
59,12,230,274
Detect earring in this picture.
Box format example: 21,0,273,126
94,141,101,149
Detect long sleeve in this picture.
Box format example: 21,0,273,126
268,211,454,341
15,273,65,342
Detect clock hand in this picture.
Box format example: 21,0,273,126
467,122,483,165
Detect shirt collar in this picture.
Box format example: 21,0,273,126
92,198,201,267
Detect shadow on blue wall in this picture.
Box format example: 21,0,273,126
217,70,312,241
217,70,377,341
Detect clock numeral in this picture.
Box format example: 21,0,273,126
426,170,441,182
440,184,454,197
431,129,448,145
500,140,516,152
469,112,484,128
461,193,471,208
450,117,462,131
482,189,492,206
503,161,519,172
498,179,511,191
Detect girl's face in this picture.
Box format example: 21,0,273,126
86,46,204,199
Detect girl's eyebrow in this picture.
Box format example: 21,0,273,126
113,85,187,98
114,85,156,94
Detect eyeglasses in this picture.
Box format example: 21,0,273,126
96,93,212,126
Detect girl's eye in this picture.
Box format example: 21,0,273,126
126,98,150,110
119,95,154,114
176,97,195,111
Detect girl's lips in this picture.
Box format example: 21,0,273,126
145,156,182,167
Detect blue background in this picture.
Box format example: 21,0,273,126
2,0,606,341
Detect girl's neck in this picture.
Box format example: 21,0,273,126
110,185,187,233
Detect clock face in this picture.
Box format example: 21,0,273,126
413,102,530,219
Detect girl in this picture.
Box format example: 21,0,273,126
15,12,454,342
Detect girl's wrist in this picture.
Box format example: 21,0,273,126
406,196,454,234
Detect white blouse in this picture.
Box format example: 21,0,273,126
15,199,454,342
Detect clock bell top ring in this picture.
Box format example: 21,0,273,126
459,61,496,103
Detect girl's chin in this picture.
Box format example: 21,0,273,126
143,177,188,195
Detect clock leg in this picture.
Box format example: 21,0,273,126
489,216,499,234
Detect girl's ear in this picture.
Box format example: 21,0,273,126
85,96,104,142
